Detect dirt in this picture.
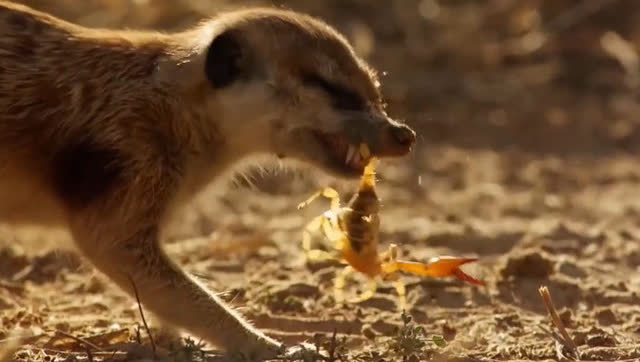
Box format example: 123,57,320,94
2,0,640,361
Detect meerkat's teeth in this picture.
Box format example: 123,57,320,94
346,145,356,165
351,151,362,168
359,143,371,159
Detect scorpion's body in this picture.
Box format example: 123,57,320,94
339,162,382,277
298,154,483,309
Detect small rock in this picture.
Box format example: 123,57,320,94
274,282,320,299
587,333,617,347
558,308,573,327
84,276,106,293
495,313,522,329
55,322,70,332
558,261,586,278
0,296,12,309
595,308,617,326
442,324,456,340
361,323,377,340
356,296,397,311
499,248,555,278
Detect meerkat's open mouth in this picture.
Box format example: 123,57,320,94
312,130,371,176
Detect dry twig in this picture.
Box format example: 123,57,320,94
54,329,104,352
127,275,157,357
538,285,580,360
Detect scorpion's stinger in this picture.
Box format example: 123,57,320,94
452,267,485,285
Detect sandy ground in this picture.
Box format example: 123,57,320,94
2,1,640,361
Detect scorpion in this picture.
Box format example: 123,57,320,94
297,144,484,310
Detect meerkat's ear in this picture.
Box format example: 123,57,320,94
205,30,245,88
155,29,250,89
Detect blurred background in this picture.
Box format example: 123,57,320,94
3,1,640,361
17,0,640,155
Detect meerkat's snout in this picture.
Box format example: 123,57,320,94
297,111,416,178
390,123,416,148
334,112,416,164
376,120,416,157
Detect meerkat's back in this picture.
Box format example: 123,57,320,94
0,1,170,225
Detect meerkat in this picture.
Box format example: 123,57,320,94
0,1,416,360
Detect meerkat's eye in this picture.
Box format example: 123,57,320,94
302,73,365,111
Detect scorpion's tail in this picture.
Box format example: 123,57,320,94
357,143,376,191
390,257,485,286
360,161,377,192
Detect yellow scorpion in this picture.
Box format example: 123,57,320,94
298,145,483,310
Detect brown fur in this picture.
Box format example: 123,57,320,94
0,1,415,359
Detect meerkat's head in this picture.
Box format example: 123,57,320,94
160,8,416,178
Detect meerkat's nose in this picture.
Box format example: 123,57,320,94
374,121,417,157
390,123,416,147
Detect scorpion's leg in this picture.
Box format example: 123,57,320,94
297,187,341,211
308,213,348,260
347,278,378,304
393,280,407,311
322,214,347,251
302,214,323,251
380,245,408,310
298,187,345,253
302,215,336,261
333,265,354,305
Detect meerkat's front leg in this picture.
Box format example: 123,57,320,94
66,182,281,360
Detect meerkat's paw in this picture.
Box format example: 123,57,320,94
226,339,322,362
281,342,326,360
225,333,283,361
